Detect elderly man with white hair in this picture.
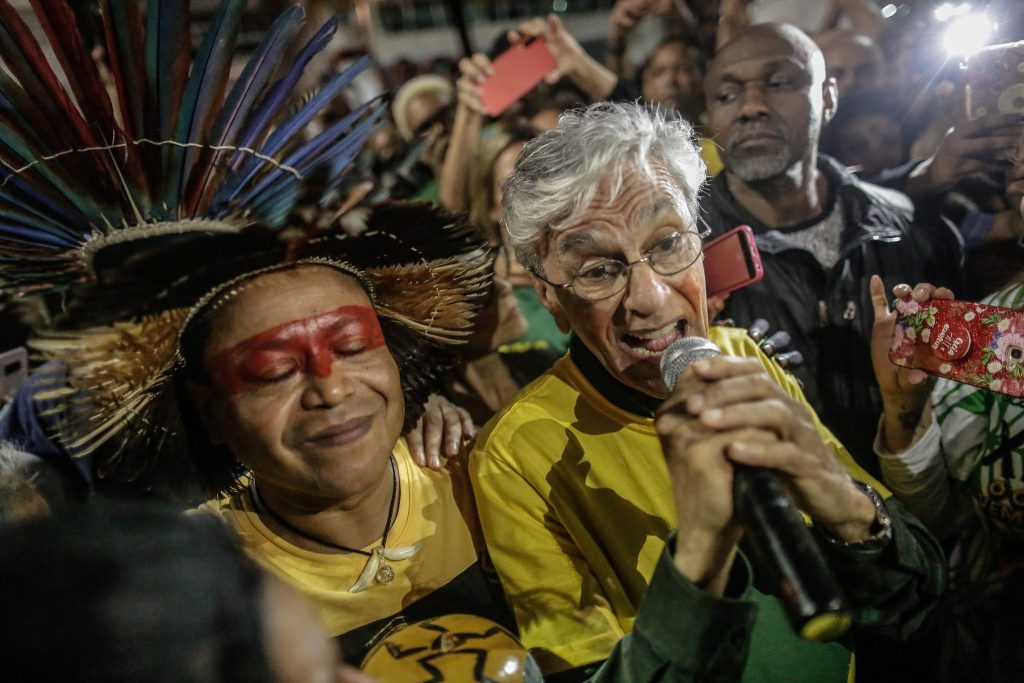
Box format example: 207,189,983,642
470,102,945,682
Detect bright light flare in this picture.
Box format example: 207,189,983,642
934,3,971,23
943,12,996,56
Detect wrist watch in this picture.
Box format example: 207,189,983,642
820,481,893,549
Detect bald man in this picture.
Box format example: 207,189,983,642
701,24,963,474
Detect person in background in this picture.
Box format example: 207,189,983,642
820,87,907,179
604,3,723,173
391,74,453,144
471,101,945,682
702,22,964,473
389,74,455,203
870,149,1024,683
440,50,571,355
637,36,706,125
815,29,884,96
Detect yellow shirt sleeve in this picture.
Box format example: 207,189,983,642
470,410,626,673
709,326,890,496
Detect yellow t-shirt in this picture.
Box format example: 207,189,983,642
699,136,723,176
470,327,885,675
202,439,489,658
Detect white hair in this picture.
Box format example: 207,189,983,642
502,101,706,274
0,441,71,519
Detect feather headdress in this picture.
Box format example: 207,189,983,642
0,1,491,498
0,0,383,297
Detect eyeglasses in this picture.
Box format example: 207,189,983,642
532,228,708,301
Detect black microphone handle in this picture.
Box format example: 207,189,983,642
732,464,852,641
660,336,852,640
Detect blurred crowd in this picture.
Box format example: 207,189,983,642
1,0,1023,682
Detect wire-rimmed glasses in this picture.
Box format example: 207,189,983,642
532,227,708,301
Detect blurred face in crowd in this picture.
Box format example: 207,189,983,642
535,172,708,399
489,141,527,226
818,32,883,95
465,274,528,356
192,267,404,507
642,41,705,121
490,140,534,287
404,90,449,138
706,24,836,183
831,112,905,178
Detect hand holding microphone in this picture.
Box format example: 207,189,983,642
655,337,881,640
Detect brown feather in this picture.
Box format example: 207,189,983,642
29,308,188,457
367,253,491,344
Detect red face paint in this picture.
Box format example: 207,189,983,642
207,305,385,395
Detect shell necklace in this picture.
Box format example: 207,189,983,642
250,456,421,593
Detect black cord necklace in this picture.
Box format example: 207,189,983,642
250,455,421,593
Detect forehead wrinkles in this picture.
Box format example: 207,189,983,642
708,29,823,92
556,176,688,254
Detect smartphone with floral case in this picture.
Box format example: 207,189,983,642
889,298,1024,398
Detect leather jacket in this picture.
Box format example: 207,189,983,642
702,155,964,472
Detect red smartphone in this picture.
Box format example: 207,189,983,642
703,225,764,298
964,40,1024,119
479,38,557,117
889,298,1024,397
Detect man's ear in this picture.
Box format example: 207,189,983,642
185,381,227,445
822,77,838,125
531,275,572,333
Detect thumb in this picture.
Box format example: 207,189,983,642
907,369,929,385
869,275,891,320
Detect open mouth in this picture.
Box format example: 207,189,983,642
620,320,687,360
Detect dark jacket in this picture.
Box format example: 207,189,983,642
703,155,964,473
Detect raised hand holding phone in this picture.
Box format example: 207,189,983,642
479,37,557,117
869,277,941,452
889,293,1024,398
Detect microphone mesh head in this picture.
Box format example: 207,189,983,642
660,336,722,391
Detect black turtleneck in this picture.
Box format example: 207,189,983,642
568,335,662,419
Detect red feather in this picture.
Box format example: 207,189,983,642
0,0,98,151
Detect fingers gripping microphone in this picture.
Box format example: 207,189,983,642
661,337,852,641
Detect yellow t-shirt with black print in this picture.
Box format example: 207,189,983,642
202,439,510,662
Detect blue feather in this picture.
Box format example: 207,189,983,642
0,223,78,248
165,0,246,212
256,55,373,162
0,129,97,221
232,18,339,156
144,0,188,142
215,58,373,207
224,101,380,211
187,4,305,212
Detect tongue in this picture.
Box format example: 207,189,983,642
628,327,680,352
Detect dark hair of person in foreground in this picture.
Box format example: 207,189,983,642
0,502,269,682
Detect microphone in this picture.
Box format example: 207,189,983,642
660,337,852,641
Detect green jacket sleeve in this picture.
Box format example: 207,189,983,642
815,495,947,641
555,539,759,683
